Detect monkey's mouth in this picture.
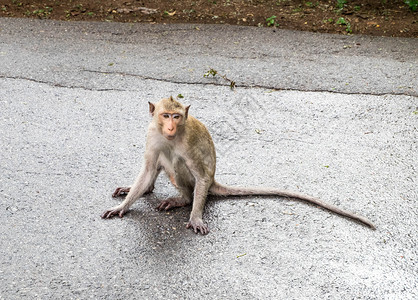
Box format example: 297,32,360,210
166,135,176,140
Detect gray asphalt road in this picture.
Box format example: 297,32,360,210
0,17,417,299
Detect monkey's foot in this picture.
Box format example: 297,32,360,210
186,217,209,235
101,207,127,219
156,197,189,211
112,185,154,197
112,187,130,197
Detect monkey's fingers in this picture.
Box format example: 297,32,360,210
156,203,168,211
156,201,174,211
101,208,125,219
156,198,188,211
112,187,130,197
101,210,112,219
186,220,210,235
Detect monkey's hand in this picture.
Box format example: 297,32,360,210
186,217,209,235
101,206,127,219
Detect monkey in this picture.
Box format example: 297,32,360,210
101,96,376,234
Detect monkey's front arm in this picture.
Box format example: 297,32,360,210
101,156,160,219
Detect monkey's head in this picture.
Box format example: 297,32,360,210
149,96,190,141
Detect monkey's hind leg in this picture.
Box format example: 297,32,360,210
156,177,193,211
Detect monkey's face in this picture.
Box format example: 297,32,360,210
159,112,183,140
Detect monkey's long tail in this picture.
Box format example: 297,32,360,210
209,181,376,230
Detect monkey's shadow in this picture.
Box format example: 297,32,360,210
118,193,286,231
114,193,200,247
114,192,372,247
112,193,234,239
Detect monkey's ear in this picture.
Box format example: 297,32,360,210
185,105,190,120
148,102,155,116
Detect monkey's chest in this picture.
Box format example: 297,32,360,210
159,150,188,172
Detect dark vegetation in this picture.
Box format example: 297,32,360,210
1,0,417,37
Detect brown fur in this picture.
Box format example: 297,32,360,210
102,97,376,234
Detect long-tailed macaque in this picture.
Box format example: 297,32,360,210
101,96,376,234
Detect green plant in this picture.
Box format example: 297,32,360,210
405,0,418,11
305,2,318,7
266,15,278,27
32,6,53,19
336,17,347,25
336,17,352,33
203,68,217,77
345,24,352,33
336,0,347,10
204,68,236,90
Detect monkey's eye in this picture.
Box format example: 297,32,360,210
162,114,170,119
173,114,181,120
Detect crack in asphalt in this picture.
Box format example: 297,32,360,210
1,72,415,97
82,69,416,97
0,74,125,92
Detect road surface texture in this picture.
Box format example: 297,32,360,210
0,18,417,299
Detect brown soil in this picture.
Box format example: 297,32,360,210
1,0,417,37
